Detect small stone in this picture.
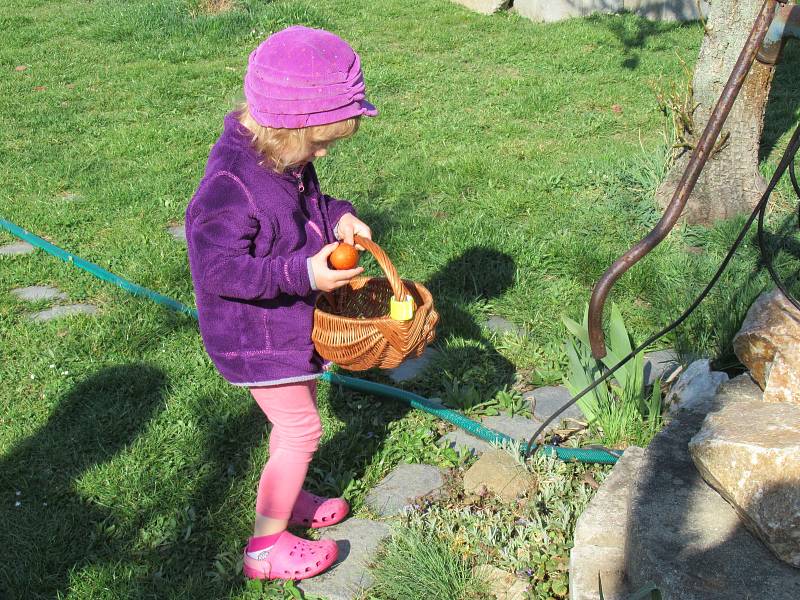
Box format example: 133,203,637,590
438,429,493,456
484,315,523,336
167,224,186,242
611,104,623,113
28,304,98,322
463,449,536,502
15,65,28,72
387,347,438,383
451,0,510,15
525,386,584,422
472,564,521,599
33,85,46,92
11,285,68,302
643,349,681,385
365,464,445,517
665,359,728,415
689,400,800,568
0,241,35,256
298,519,391,600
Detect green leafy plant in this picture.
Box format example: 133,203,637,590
442,378,485,412
562,305,663,447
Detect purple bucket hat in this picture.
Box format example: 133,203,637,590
244,26,378,129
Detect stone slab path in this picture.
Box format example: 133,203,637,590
387,347,438,383
298,518,391,600
0,241,34,256
11,285,68,302
525,385,584,422
167,224,186,242
365,463,445,517
484,315,523,336
28,304,98,322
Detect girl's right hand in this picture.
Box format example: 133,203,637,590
310,243,364,292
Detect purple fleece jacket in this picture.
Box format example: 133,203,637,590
185,112,356,386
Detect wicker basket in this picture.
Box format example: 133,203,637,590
312,234,439,371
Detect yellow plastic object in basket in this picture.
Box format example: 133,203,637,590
390,295,415,321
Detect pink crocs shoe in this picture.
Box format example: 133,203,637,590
242,530,338,581
289,489,349,529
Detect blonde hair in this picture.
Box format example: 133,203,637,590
236,102,360,173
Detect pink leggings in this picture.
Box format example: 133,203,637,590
250,380,322,520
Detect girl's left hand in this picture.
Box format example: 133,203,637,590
336,213,371,250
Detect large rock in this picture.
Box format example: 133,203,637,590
451,0,510,15
625,392,800,598
762,347,800,405
472,564,528,600
733,289,800,405
463,449,536,502
689,400,800,568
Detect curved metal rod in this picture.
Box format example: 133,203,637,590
587,0,779,359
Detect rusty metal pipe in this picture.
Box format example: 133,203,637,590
587,0,779,359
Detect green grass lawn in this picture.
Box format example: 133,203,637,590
1,0,798,598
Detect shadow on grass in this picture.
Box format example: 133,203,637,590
416,246,518,400
583,9,701,70
0,364,167,599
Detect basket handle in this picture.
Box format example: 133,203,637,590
354,234,410,302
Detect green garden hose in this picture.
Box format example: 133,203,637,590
0,217,620,465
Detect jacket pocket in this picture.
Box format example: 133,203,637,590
210,298,272,357
268,295,316,352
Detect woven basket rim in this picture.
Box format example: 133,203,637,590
314,275,434,326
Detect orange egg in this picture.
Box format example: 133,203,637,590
329,243,360,270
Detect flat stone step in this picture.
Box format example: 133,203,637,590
386,347,438,383
438,428,493,456
365,463,445,517
0,241,35,256
298,518,391,600
438,413,546,456
167,224,186,242
28,304,98,322
525,386,585,423
484,315,524,336
11,285,68,302
481,414,544,443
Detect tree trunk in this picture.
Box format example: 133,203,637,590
655,0,776,225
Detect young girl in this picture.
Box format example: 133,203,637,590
185,26,377,581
